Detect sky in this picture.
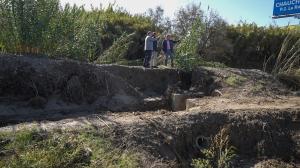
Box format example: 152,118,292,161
60,0,300,26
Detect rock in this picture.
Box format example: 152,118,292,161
28,96,47,109
159,110,168,114
211,89,223,97
83,147,92,158
133,112,141,116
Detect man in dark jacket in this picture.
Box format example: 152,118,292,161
162,34,178,67
150,32,158,68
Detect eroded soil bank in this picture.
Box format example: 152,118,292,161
0,55,300,167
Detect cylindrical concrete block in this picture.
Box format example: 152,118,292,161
171,94,187,111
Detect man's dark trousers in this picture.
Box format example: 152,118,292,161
143,50,152,68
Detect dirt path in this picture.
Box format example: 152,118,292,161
1,96,299,132
187,96,300,112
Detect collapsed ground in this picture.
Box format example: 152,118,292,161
0,55,299,168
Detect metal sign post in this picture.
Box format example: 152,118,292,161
273,0,300,18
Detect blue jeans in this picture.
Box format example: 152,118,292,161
164,50,174,67
143,50,152,68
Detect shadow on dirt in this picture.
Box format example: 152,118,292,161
0,55,208,126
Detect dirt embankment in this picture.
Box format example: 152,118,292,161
0,55,299,167
0,54,228,125
0,55,181,125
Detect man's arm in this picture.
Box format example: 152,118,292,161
162,40,166,52
172,40,180,44
149,36,157,41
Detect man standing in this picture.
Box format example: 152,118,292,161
150,32,158,68
144,31,157,68
162,34,178,67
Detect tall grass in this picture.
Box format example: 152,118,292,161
0,0,153,62
272,31,300,75
271,31,300,90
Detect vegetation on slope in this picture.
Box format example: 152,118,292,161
0,128,139,168
96,32,142,64
192,127,236,168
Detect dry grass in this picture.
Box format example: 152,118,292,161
0,128,139,168
272,32,300,75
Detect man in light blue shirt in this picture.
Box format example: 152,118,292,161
144,31,157,68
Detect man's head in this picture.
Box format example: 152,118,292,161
147,31,153,36
153,32,156,37
166,34,171,40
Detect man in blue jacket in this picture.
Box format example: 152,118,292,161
162,35,178,67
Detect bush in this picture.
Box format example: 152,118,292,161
175,17,203,71
173,4,299,72
175,16,227,71
226,23,300,71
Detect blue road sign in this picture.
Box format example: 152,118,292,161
273,0,300,18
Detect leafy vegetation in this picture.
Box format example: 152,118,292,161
0,128,139,168
0,0,153,62
171,3,299,75
174,16,226,71
192,127,237,168
175,17,203,71
226,23,300,72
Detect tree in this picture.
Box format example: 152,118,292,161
198,10,231,63
174,3,204,36
146,6,164,29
